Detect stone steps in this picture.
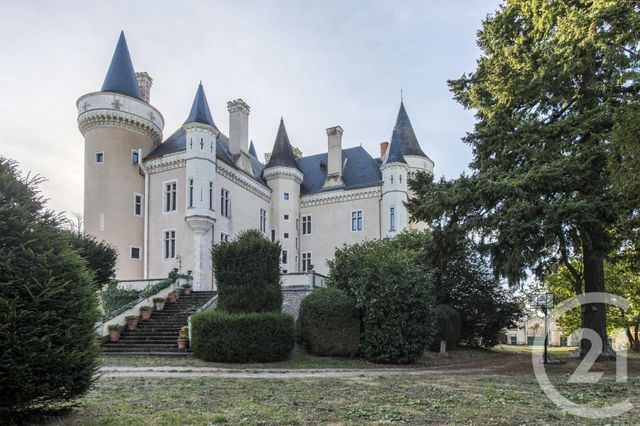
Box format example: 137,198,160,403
103,291,215,356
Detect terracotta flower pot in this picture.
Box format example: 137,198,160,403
109,330,121,342
168,293,178,303
127,318,138,330
177,339,188,350
154,301,165,311
141,310,151,320
183,287,192,295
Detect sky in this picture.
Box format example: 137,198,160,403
0,0,500,216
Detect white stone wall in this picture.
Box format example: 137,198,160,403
381,163,409,238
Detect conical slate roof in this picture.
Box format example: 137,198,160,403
248,140,258,158
265,118,299,170
394,101,426,157
383,129,407,165
184,82,217,128
101,31,142,100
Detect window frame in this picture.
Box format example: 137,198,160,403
301,251,312,272
163,229,177,259
220,188,231,218
351,210,364,232
133,192,143,217
281,250,288,265
302,215,312,235
95,152,104,164
389,206,396,232
130,246,141,260
131,149,140,165
163,180,178,214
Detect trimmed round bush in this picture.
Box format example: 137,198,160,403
298,288,360,356
191,310,295,362
430,304,462,351
212,230,282,313
0,158,100,419
327,239,435,364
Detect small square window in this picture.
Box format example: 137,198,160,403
95,152,104,163
283,192,290,200
284,232,289,239
284,214,290,221
132,150,139,165
130,247,140,259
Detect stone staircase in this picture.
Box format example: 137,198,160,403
103,291,216,356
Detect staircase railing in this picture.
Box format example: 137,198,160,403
187,292,218,342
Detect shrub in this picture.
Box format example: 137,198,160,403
62,230,117,289
140,306,151,312
327,239,435,364
212,230,282,313
107,324,123,332
191,310,294,362
430,305,462,351
298,288,360,356
0,158,100,419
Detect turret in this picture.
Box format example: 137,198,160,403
393,101,434,174
183,83,217,290
263,118,303,274
77,31,164,280
381,129,409,237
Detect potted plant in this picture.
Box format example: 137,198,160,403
181,283,192,295
153,297,165,311
140,305,152,320
179,326,189,339
125,315,139,330
177,336,189,350
168,291,178,303
108,324,123,342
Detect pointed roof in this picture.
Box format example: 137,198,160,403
101,31,142,99
393,101,427,157
184,82,217,128
383,129,407,165
248,140,258,158
265,118,300,170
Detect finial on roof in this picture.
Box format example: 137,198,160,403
101,31,142,99
265,118,300,170
184,82,217,128
400,88,403,103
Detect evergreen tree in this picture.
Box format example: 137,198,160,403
408,0,640,358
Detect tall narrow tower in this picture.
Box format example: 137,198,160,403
381,130,409,237
77,32,164,279
183,83,217,290
263,119,303,274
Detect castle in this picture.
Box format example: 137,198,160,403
77,32,434,290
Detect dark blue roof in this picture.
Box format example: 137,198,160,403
394,101,427,157
101,31,142,100
248,140,258,158
297,146,382,195
383,129,407,165
185,83,217,128
265,119,300,170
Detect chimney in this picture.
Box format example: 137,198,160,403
227,99,250,156
323,126,345,188
135,72,153,102
380,141,389,159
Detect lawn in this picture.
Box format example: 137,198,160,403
44,346,640,425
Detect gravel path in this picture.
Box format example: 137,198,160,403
99,365,495,379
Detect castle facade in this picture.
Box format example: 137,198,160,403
77,32,434,290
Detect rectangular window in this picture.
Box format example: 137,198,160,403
390,207,396,231
271,229,276,242
302,215,312,235
295,237,299,249
220,188,231,217
302,252,312,272
131,150,139,165
351,210,363,231
283,214,290,221
133,193,142,216
188,179,194,208
163,230,176,259
95,152,104,163
130,246,141,259
209,182,213,210
283,192,290,200
282,250,288,264
164,181,177,212
260,209,267,233
284,232,289,239
220,232,230,242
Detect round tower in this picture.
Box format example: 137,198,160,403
263,118,303,274
77,32,164,280
381,130,410,238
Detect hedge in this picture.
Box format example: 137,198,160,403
430,304,462,351
327,239,435,364
191,310,294,363
212,230,282,313
298,288,360,356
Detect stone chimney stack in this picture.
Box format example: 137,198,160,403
135,72,153,102
323,126,345,189
380,141,389,159
227,99,250,156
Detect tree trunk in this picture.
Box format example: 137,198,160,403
581,246,616,359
